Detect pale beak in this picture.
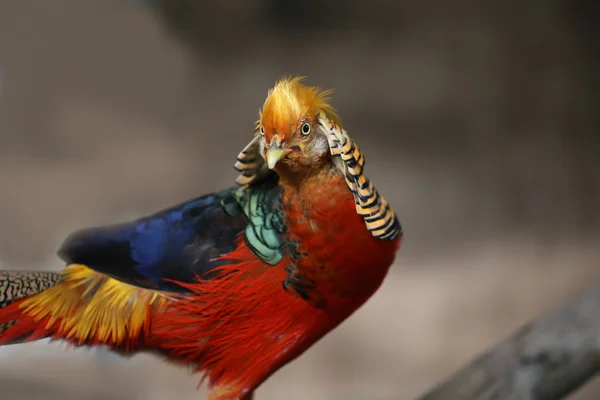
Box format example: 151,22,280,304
266,148,292,169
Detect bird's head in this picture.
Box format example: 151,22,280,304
257,77,341,176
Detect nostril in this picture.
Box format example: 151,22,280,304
290,146,301,152
269,134,283,149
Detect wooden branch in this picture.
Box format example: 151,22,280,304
416,284,600,400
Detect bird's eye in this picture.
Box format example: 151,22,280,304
260,126,265,135
301,123,311,136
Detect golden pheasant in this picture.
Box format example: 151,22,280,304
0,76,402,399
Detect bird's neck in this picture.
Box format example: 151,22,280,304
277,162,342,199
273,154,335,188
277,162,357,237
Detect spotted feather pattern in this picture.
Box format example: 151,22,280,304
0,271,61,333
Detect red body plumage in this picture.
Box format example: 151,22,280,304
152,170,400,399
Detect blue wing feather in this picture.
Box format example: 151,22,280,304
58,188,249,292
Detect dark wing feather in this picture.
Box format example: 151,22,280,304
58,178,286,293
58,189,245,292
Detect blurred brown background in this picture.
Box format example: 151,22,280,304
0,1,599,399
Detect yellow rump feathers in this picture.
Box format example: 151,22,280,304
259,76,340,137
19,264,172,346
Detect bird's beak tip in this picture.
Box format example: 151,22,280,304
266,149,290,169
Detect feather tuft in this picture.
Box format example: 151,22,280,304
259,76,340,137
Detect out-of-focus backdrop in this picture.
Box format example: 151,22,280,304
0,1,599,399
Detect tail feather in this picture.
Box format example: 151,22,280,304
0,271,62,307
0,264,171,350
0,271,62,342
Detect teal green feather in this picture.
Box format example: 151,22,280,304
226,179,285,266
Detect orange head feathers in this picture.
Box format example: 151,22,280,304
257,77,341,174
